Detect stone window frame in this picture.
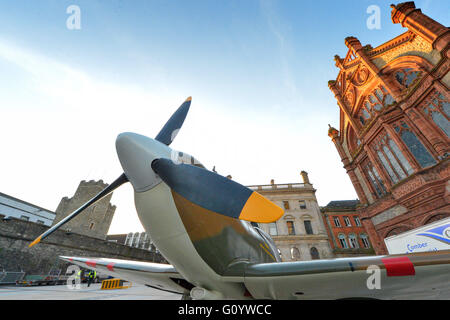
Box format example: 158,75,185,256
357,85,396,127
298,200,307,209
343,216,352,227
268,222,278,236
338,233,348,249
303,220,314,235
420,89,450,139
290,247,301,260
394,68,421,88
361,157,387,199
348,233,359,248
310,247,320,260
392,119,437,169
360,233,371,248
286,220,296,236
371,131,414,185
333,216,342,227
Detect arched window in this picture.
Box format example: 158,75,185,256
363,160,387,198
338,234,348,249
385,226,410,237
360,234,371,248
348,233,359,248
423,213,449,225
291,247,301,260
358,86,396,127
393,121,436,168
373,133,413,184
394,68,420,88
421,90,450,138
310,247,320,260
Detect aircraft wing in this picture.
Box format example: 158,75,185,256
243,250,450,300
60,256,191,295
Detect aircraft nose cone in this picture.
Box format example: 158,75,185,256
116,132,171,192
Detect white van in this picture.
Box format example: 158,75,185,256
384,217,450,254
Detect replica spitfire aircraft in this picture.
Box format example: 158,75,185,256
29,97,450,300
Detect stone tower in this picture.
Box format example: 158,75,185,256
327,2,449,254
53,180,116,240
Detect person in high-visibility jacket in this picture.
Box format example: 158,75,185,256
87,270,97,287
73,270,82,286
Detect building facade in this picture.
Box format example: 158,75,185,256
249,171,334,261
321,200,375,257
327,2,449,254
0,192,55,226
53,180,116,240
106,232,159,254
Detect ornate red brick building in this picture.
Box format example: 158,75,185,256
327,2,449,255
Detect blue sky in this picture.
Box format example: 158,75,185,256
0,0,448,234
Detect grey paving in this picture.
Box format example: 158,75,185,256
0,283,182,300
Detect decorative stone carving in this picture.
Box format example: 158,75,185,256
352,66,370,86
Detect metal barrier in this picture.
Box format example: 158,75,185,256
0,272,25,285
101,278,132,290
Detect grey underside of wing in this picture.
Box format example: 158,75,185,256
243,255,450,300
59,256,189,294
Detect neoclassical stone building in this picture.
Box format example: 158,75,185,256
250,172,334,261
327,2,449,254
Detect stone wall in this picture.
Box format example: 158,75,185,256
0,214,167,275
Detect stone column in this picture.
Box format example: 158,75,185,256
300,171,310,185
328,126,369,204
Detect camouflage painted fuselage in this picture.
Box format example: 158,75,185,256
133,181,280,298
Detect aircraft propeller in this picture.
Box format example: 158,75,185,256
29,96,283,247
28,98,192,248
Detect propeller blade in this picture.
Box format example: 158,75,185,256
151,159,284,223
155,97,191,146
29,173,129,248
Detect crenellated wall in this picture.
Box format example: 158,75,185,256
0,214,166,275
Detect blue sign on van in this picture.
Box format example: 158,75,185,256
417,223,450,245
